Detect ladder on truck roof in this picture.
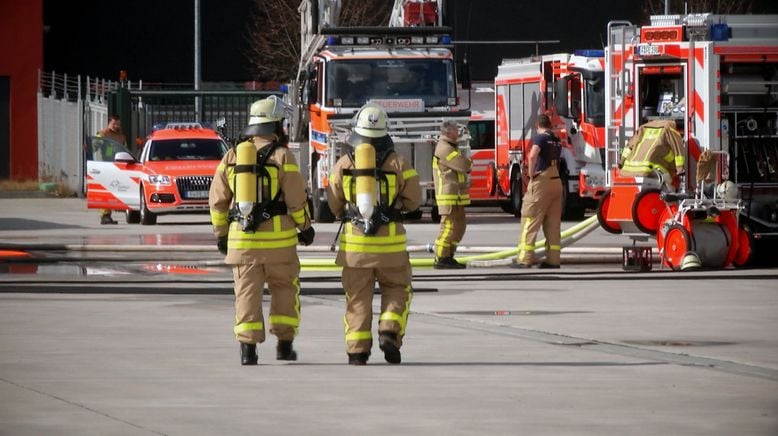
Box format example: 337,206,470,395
604,21,639,187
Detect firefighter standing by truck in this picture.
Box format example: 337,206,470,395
326,104,422,365
433,120,472,269
515,114,563,269
209,96,315,365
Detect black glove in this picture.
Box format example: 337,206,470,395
217,235,228,255
298,227,315,246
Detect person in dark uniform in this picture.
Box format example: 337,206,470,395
514,114,563,268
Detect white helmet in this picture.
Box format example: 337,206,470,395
716,180,738,201
244,96,291,137
680,251,702,271
348,103,393,150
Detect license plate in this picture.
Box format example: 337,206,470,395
186,191,209,199
637,44,660,56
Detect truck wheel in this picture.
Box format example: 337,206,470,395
509,172,522,218
312,188,335,223
140,186,157,225
430,206,441,223
561,171,586,221
125,210,140,224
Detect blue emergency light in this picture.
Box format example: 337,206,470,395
574,49,605,58
711,23,731,41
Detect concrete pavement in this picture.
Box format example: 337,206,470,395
1,197,777,435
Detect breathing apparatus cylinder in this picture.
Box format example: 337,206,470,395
235,140,257,230
354,142,376,222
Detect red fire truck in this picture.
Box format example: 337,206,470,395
485,51,608,219
599,14,778,268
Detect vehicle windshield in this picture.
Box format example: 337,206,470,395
326,58,455,108
585,72,605,127
147,139,228,161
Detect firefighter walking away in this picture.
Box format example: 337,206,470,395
514,114,563,269
433,120,472,269
209,96,315,365
327,104,422,365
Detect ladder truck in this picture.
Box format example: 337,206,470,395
599,14,778,268
289,0,470,222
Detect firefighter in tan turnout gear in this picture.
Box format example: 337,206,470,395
209,96,315,365
515,114,563,269
433,120,472,269
327,104,422,365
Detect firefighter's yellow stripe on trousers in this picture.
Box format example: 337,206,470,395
234,321,263,335
345,331,373,342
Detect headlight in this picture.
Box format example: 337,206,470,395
149,175,171,185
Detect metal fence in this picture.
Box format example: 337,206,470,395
126,90,280,146
37,70,282,195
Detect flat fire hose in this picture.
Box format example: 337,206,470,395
299,215,599,269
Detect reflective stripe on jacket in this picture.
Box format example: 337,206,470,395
209,136,311,265
432,138,472,209
620,119,685,177
327,150,422,268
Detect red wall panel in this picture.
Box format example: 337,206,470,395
0,0,43,180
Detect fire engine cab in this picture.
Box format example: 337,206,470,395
489,51,608,219
600,14,778,268
289,0,470,222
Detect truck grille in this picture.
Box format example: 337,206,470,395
176,176,213,200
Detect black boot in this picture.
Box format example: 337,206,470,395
240,343,258,365
347,352,370,365
378,332,401,364
276,340,297,361
434,256,466,269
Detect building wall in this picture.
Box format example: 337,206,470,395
0,0,43,180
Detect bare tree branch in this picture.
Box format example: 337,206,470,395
245,0,392,82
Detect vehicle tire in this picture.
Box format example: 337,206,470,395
140,186,157,225
509,170,522,218
402,208,423,221
125,210,141,224
312,188,335,223
561,170,586,221
430,206,441,223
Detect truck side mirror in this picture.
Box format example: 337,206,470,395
553,76,570,118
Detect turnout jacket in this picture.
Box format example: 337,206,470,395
327,150,422,268
620,119,685,178
209,136,311,265
432,137,472,214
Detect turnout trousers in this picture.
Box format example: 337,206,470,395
435,205,466,258
517,170,563,265
342,263,413,354
232,259,301,344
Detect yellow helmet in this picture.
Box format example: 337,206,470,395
244,96,290,137
348,104,393,150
